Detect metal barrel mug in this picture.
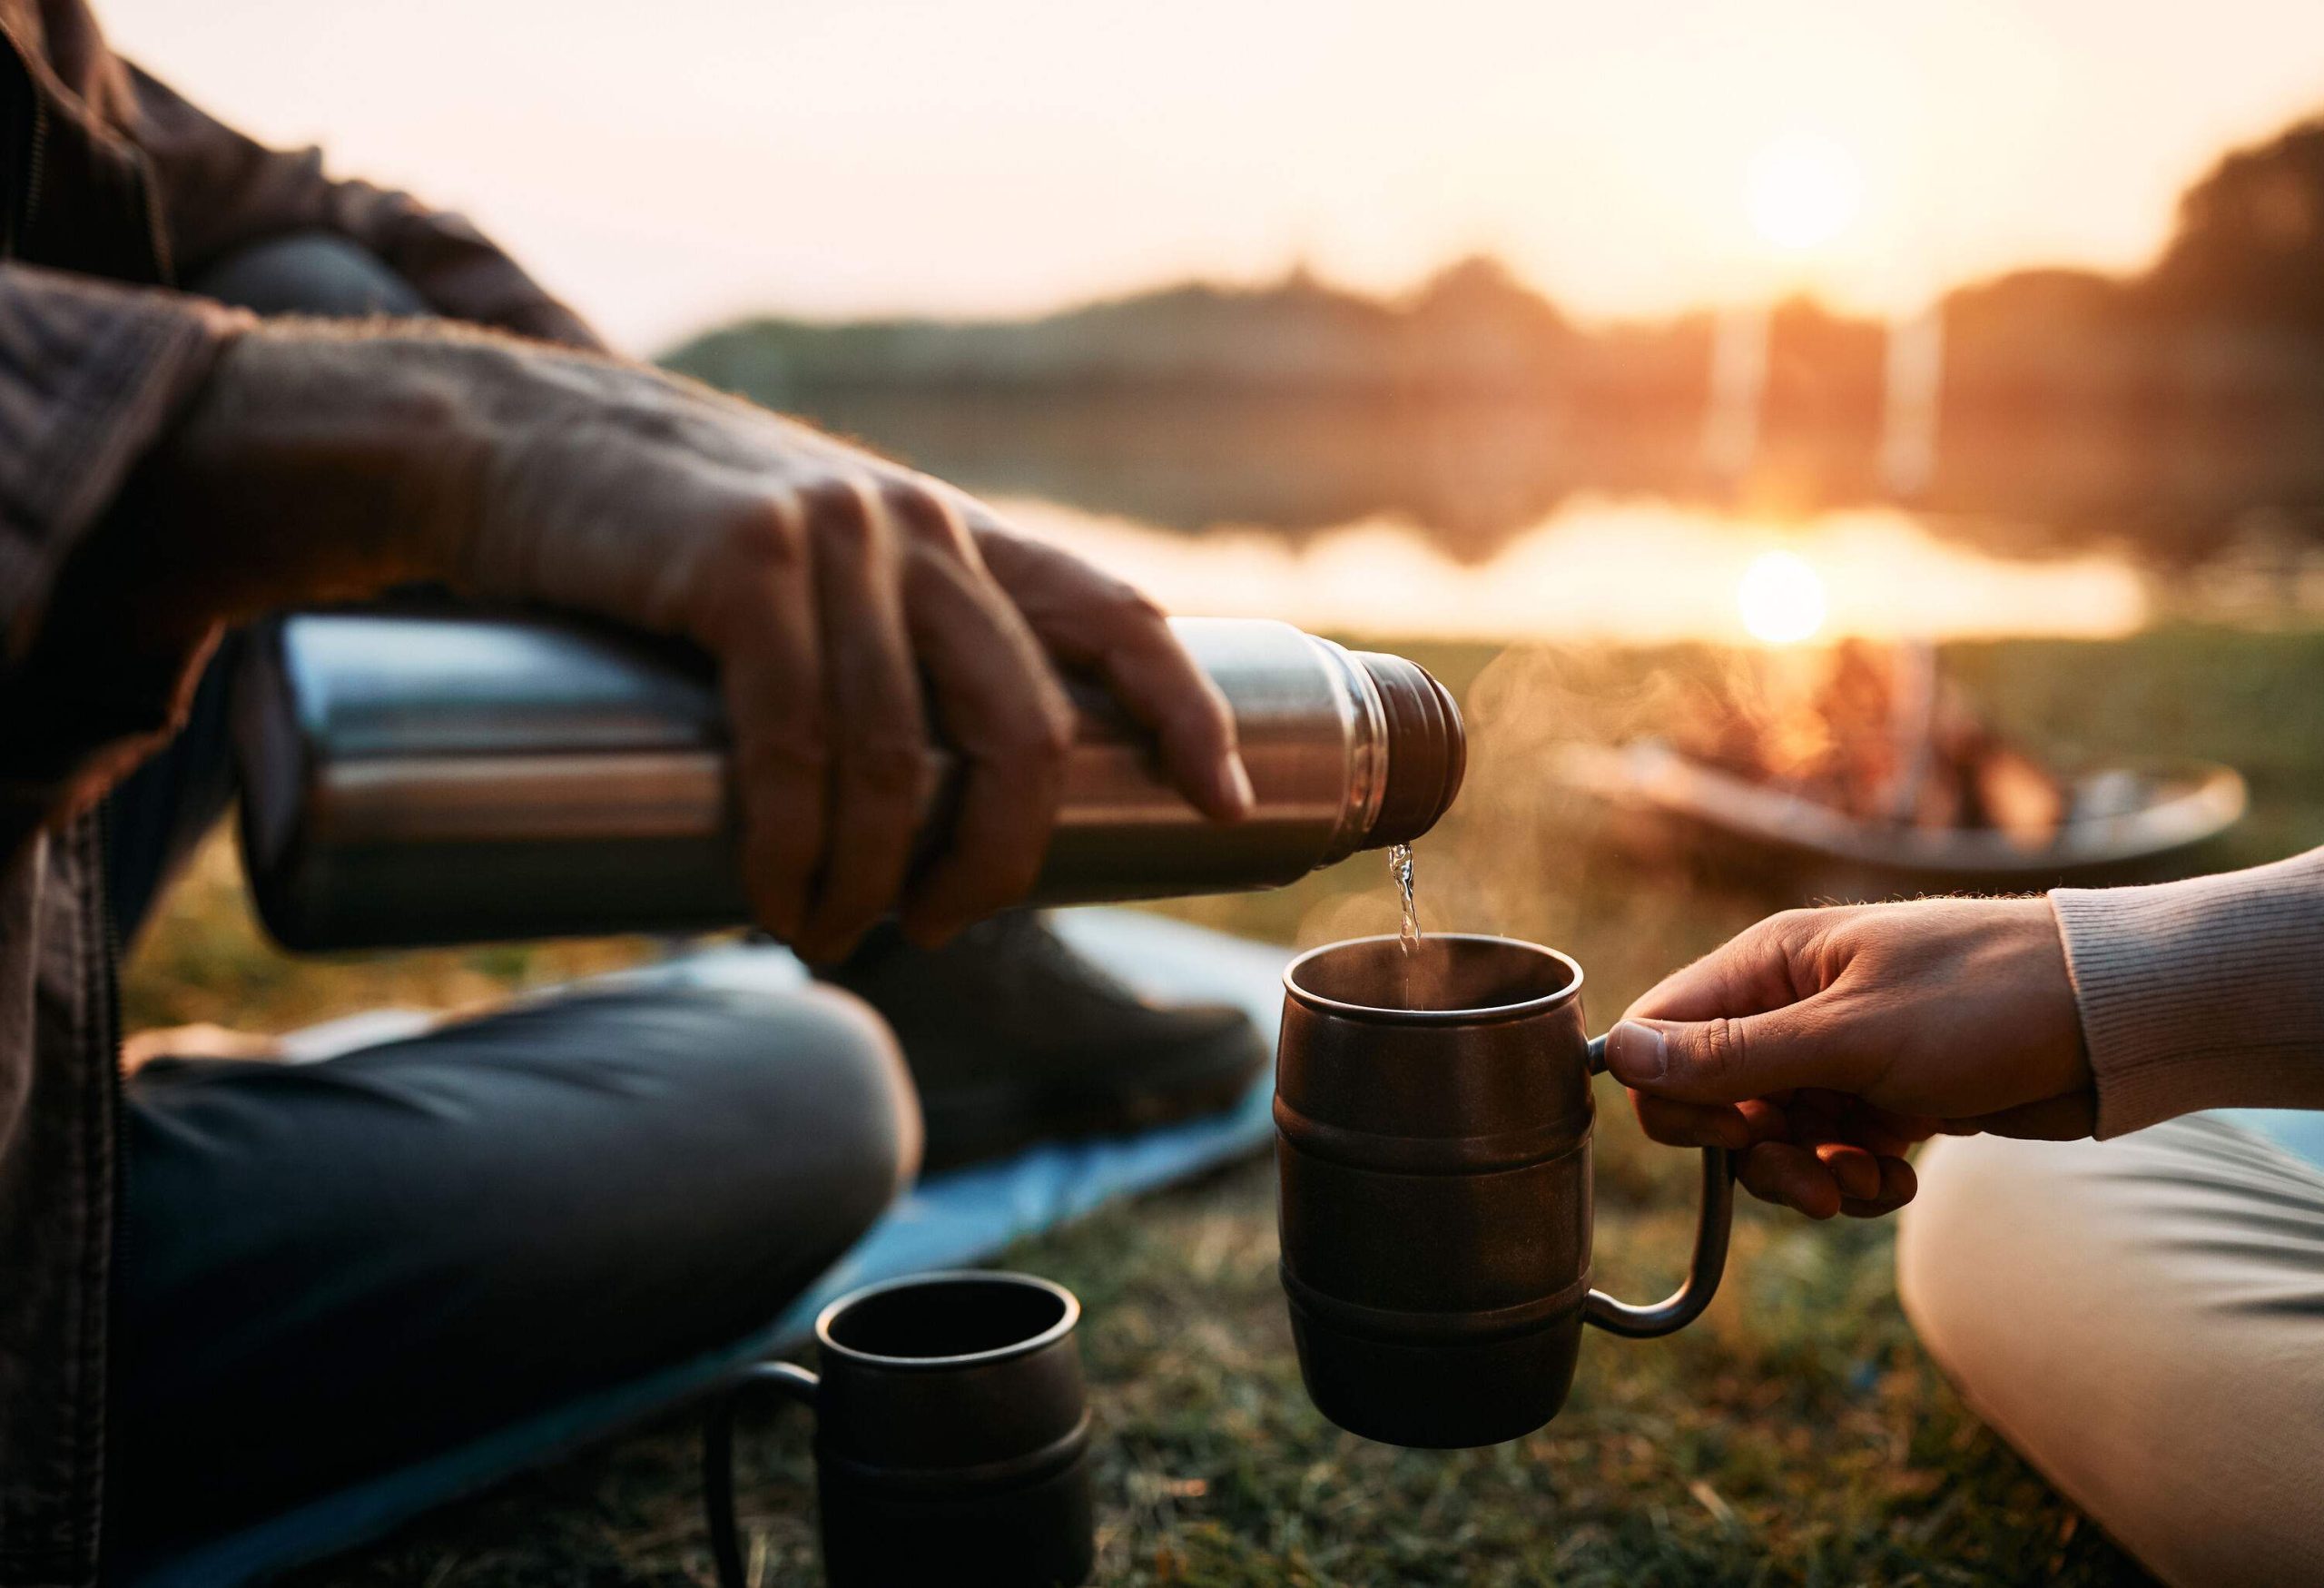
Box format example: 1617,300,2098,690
1273,934,1735,1448
704,1271,1094,1588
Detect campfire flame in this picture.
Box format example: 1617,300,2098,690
1675,636,2067,842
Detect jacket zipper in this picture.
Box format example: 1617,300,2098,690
0,19,42,259
14,69,46,256
93,802,126,1578
96,800,124,1235
0,73,40,260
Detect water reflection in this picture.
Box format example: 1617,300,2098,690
1000,494,2150,644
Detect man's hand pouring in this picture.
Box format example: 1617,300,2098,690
1601,898,2095,1218
137,324,1256,961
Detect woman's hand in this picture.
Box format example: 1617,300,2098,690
147,327,1254,962
1604,898,2093,1219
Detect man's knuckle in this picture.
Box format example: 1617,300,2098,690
1700,1017,1748,1084
990,716,1071,773
824,497,882,554
742,722,830,779
800,469,878,522
720,496,807,571
1105,584,1169,632
884,477,967,543
1033,696,1078,761
988,840,1049,904
846,737,928,801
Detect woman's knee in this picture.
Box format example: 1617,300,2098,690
1898,1121,2324,1587
1897,1127,2188,1405
1895,1131,2039,1356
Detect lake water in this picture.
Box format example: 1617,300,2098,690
999,492,2170,644
790,391,2324,645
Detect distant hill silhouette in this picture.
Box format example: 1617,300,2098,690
669,257,1610,400
2146,118,2324,334
664,114,2324,546
669,119,2324,398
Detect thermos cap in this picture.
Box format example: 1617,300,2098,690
1352,651,1466,848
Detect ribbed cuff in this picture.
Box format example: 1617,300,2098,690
0,269,246,843
0,268,245,654
2052,847,2324,1138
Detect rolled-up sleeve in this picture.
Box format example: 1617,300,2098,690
2052,846,2324,1137
0,264,246,838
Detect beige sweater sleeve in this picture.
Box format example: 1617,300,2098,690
2052,846,2324,1138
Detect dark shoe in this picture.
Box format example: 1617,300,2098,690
819,913,1268,1172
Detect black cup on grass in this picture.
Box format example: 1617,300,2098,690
1275,933,1735,1448
704,1270,1093,1588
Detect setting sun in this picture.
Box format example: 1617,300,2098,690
1738,549,1828,644
1747,132,1864,252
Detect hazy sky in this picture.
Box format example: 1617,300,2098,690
102,0,2324,353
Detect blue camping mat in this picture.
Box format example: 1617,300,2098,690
134,910,1287,1587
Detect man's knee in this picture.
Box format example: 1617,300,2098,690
509,983,921,1253
430,983,921,1359
190,231,430,319
317,982,921,1339
650,982,924,1229
585,983,921,1346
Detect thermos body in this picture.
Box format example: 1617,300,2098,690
233,612,1464,950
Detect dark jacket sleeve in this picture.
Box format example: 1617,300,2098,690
0,264,243,851
124,64,609,353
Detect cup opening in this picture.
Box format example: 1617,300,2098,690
820,1272,1077,1366
1285,934,1581,1021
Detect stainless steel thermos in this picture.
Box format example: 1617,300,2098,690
232,611,1465,949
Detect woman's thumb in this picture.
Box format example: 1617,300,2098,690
1602,1007,1848,1104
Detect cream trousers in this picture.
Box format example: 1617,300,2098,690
1899,1117,2324,1588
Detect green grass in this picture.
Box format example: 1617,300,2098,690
126,626,2324,1587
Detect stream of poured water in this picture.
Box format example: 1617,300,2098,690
1388,843,1421,954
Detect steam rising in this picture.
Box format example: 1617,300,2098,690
1286,638,1818,1023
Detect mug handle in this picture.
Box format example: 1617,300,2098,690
1581,1033,1736,1339
704,1361,819,1588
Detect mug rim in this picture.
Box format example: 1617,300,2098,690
1283,932,1584,1025
814,1269,1080,1370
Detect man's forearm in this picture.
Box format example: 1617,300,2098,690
57,312,922,655
12,319,558,839
84,323,530,648
2053,847,2324,1135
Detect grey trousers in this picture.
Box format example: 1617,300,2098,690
105,234,921,1560
1898,1118,2324,1588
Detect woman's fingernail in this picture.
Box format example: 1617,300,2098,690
1606,1021,1668,1084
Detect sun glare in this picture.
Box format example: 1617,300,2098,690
1747,132,1864,252
1738,549,1827,644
